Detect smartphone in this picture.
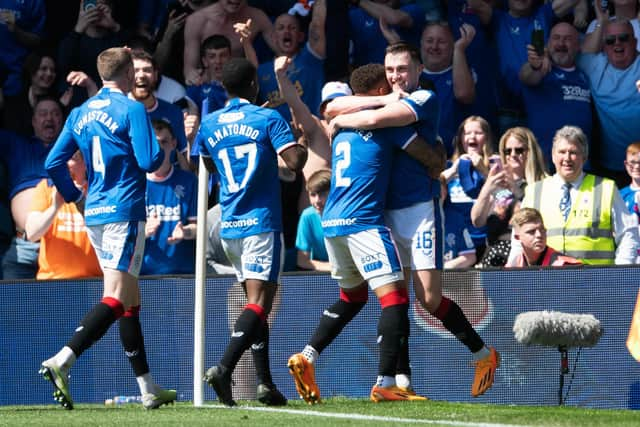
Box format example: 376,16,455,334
83,0,97,11
489,156,502,171
531,28,545,56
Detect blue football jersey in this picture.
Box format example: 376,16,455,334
322,126,417,237
45,88,164,225
195,98,296,239
142,167,198,275
387,89,441,210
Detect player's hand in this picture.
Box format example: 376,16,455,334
167,221,185,244
425,140,447,179
328,117,344,139
145,213,160,238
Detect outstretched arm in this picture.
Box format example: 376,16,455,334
274,56,322,139
308,0,327,58
183,13,203,84
358,0,413,27
452,24,476,104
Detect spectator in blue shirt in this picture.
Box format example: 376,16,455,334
296,168,330,271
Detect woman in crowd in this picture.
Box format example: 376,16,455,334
471,126,548,267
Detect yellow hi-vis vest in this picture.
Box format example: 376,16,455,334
529,174,615,264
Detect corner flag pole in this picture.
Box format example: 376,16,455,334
194,98,210,406
194,156,209,406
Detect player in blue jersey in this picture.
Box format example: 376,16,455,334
288,63,441,404
141,119,197,275
197,57,307,407
40,47,176,410
329,42,499,398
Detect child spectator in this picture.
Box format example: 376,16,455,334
620,142,640,221
295,169,330,271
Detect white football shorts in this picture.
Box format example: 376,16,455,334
87,221,145,277
385,200,444,270
325,228,403,290
222,231,284,283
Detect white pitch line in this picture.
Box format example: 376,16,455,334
201,404,533,427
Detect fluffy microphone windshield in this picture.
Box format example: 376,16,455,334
513,311,602,348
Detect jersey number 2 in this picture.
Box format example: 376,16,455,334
218,143,257,193
334,141,351,188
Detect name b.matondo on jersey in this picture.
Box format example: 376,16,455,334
206,112,261,147
74,99,119,135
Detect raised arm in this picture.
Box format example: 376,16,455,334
358,0,413,27
551,0,581,18
452,24,476,104
465,0,493,26
308,0,327,58
155,10,188,76
470,164,509,227
234,19,259,67
274,56,322,139
519,45,550,86
251,8,278,56
183,13,204,84
581,5,608,53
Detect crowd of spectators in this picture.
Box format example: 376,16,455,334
2,0,640,280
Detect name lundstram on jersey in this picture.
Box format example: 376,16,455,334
146,204,181,221
321,217,357,227
207,124,261,147
74,111,119,135
85,205,117,216
221,217,259,229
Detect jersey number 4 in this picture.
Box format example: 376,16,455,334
218,143,257,193
92,135,105,175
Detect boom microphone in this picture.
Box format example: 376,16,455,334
513,310,603,348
